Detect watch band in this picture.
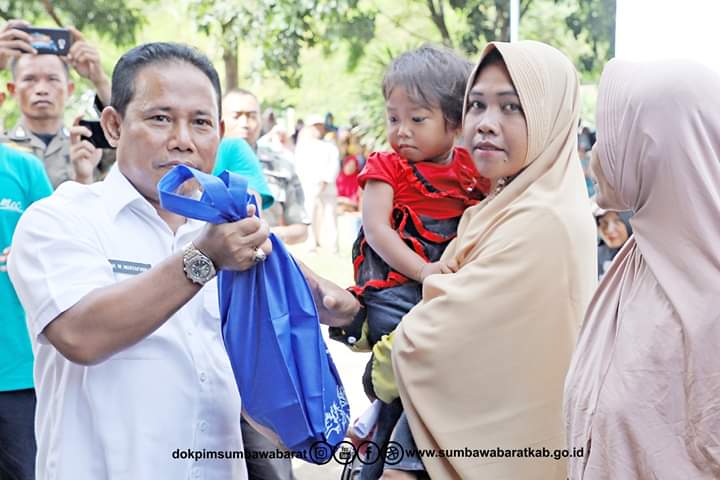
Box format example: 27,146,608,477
182,242,216,285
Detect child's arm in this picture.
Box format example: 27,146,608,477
362,180,437,282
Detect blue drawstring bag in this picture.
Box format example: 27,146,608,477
157,165,350,460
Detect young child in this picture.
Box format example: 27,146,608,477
331,45,489,479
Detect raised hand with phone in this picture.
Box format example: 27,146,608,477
69,116,103,184
0,20,114,186
0,20,35,69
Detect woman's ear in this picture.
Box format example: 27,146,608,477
100,107,122,148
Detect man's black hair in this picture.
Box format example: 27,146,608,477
222,88,260,115
382,44,472,130
223,87,257,102
9,55,70,80
111,42,222,119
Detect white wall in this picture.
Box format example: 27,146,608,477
616,0,720,72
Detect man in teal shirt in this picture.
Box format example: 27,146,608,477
0,141,53,479
213,137,274,210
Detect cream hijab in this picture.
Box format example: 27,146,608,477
391,41,596,479
564,59,720,478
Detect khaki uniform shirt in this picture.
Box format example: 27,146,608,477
3,121,72,188
2,121,115,188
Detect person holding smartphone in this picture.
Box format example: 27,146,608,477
0,20,112,187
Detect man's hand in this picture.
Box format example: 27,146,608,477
298,261,360,327
0,20,34,70
66,27,110,104
194,204,272,272
69,116,102,184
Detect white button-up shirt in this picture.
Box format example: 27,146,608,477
8,166,247,480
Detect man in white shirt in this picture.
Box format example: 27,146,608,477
8,42,273,480
293,116,340,252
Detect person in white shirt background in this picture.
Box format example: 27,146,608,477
294,115,340,253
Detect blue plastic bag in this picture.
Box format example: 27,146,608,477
158,165,350,459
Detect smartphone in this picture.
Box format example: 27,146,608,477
78,120,114,149
18,27,72,56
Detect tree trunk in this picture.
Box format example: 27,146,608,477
42,0,64,27
222,36,239,91
495,0,510,42
607,0,616,56
425,0,453,47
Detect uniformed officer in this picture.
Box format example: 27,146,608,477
0,20,112,187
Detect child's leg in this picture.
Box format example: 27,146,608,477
359,399,404,480
364,284,422,346
382,412,429,479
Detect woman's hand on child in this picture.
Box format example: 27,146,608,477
442,257,459,273
419,258,460,282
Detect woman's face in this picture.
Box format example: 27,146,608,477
463,61,528,185
598,212,629,248
590,145,623,209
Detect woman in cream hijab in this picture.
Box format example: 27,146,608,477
564,59,720,478
377,41,597,479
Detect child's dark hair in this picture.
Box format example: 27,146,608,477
382,44,472,130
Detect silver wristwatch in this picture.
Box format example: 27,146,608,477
182,243,216,285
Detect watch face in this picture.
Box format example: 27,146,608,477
189,257,212,280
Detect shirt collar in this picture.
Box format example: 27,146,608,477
10,119,68,141
101,165,205,232
101,164,153,221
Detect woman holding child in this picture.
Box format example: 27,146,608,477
387,41,596,479
322,40,596,479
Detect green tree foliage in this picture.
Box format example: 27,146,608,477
0,0,150,45
419,0,535,52
190,0,376,89
561,0,616,76
415,0,614,72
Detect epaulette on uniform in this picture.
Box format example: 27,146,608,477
0,127,34,154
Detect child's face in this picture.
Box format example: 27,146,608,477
385,86,457,163
463,61,528,182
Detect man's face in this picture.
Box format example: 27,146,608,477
112,62,222,204
222,92,260,146
8,55,73,122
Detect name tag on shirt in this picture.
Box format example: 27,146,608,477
109,259,151,275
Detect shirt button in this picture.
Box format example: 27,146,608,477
199,372,207,382
192,468,201,478
187,330,193,336
199,421,208,432
348,336,357,344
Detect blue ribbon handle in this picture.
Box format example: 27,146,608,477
158,165,250,223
